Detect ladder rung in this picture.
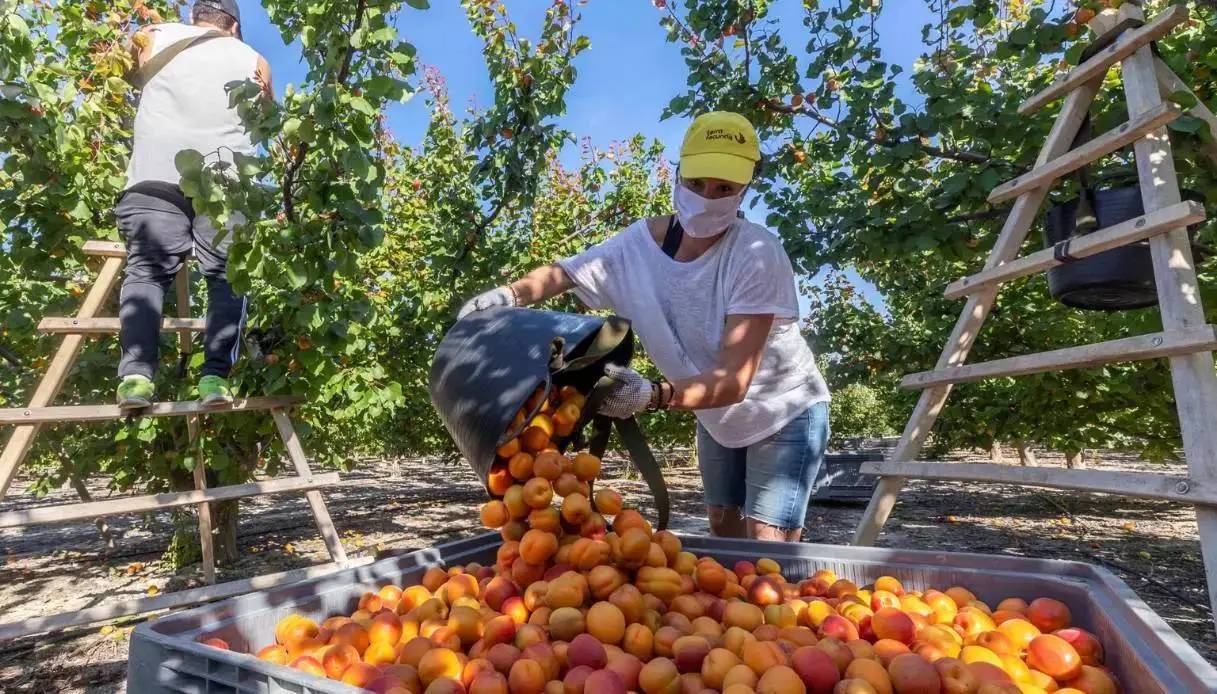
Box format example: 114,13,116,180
944,201,1205,299
858,461,1217,506
1018,5,1189,116
0,396,305,425
901,326,1217,389
0,473,341,528
82,240,126,257
989,102,1180,204
38,317,207,334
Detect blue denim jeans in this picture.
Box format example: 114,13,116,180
696,402,830,530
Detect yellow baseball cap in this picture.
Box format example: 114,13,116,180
678,111,761,185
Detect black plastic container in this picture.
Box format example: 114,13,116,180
428,307,633,493
1043,186,1158,310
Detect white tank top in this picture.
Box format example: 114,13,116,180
125,23,261,189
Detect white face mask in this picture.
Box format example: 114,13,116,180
673,182,743,239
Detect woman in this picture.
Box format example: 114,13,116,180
459,111,830,542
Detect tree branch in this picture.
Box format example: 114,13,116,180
764,96,995,166
281,0,368,223
943,206,1004,224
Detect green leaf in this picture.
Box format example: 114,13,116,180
1167,90,1198,110
175,149,205,178
405,0,429,8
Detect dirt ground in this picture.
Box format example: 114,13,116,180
0,449,1212,692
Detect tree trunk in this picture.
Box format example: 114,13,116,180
1016,441,1037,466
211,499,240,565
990,441,1004,464
1065,450,1084,469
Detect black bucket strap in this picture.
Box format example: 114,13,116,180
586,414,671,531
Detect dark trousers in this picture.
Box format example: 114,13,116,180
115,182,246,380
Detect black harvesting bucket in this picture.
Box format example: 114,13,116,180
429,307,670,529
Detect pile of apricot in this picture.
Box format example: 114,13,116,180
199,382,1120,694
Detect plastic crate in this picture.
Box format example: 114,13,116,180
129,532,1217,693
811,452,882,502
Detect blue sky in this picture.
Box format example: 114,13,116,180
204,1,945,313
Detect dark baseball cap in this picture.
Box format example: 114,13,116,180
193,0,242,25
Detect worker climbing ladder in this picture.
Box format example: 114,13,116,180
0,237,350,639
852,2,1217,627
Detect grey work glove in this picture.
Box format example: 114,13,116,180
597,364,654,419
457,286,516,320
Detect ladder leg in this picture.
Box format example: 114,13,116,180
1124,44,1217,632
189,416,215,584
854,81,1102,545
0,256,125,498
271,408,347,564
175,268,214,583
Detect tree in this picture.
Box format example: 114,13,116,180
657,0,1217,460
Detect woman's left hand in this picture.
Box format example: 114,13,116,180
597,364,653,419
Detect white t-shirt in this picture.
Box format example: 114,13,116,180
558,217,830,448
126,23,261,188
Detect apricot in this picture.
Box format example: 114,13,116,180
365,641,399,666
562,493,593,525
933,657,979,694
1063,664,1117,694
511,557,546,587
580,513,608,539
508,452,535,481
844,639,874,662
487,464,514,496
792,645,840,692
555,473,589,498
743,640,789,675
954,608,996,639
835,680,881,694
549,606,586,641
640,657,682,694
887,653,939,694
617,621,652,660
508,658,547,694
1026,598,1071,633
588,601,627,644
996,618,1040,652
532,451,564,481
613,508,652,536
519,529,559,565
289,654,326,677
522,642,560,681
527,507,562,534
815,637,855,676
331,622,371,654
609,583,646,624
724,601,766,632
521,415,553,453
1026,634,1082,680
594,488,624,516
470,670,509,694
341,662,381,687
872,639,911,667
827,580,859,599
870,607,916,645
563,664,594,694
485,642,521,674
572,452,601,481
747,576,785,607
563,633,606,670
480,500,510,529
844,658,893,694
818,615,860,643
1053,627,1104,666
757,664,806,694
944,587,977,609
277,615,321,651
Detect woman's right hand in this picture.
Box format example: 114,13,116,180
457,286,517,319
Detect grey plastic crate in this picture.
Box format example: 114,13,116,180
129,532,1217,693
811,452,882,502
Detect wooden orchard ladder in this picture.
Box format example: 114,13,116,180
852,3,1217,626
0,238,349,639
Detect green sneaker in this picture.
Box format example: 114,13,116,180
198,375,234,407
116,375,154,410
